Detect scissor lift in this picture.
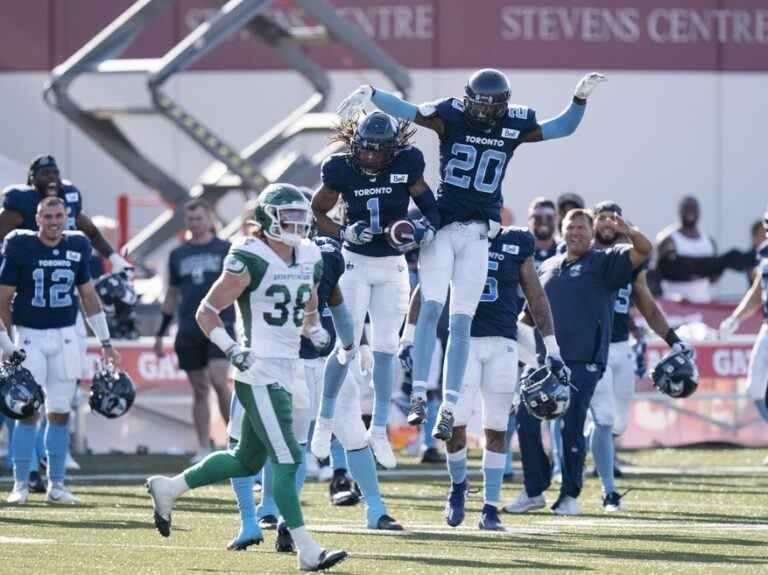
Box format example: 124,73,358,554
45,0,410,260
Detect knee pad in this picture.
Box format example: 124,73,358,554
333,417,368,452
483,392,515,432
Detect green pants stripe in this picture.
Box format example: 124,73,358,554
184,381,305,528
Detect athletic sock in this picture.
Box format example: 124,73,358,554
257,460,277,519
295,442,308,495
446,447,467,485
482,449,506,507
11,422,36,486
318,352,350,420
230,474,257,526
412,299,444,397
330,435,348,472
371,352,395,428
443,314,473,405
591,423,616,494
346,447,386,525
44,422,68,484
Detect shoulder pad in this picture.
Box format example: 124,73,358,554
498,226,535,258
2,184,32,195
5,229,34,243
507,105,530,120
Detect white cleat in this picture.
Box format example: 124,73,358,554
502,489,546,514
65,453,81,471
553,495,582,516
7,483,29,505
45,483,78,505
310,417,334,460
189,447,212,464
146,475,177,537
367,428,397,469
299,548,349,572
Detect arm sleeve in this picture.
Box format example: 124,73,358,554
540,98,586,140
317,251,341,305
371,88,418,121
602,246,635,290
0,237,19,286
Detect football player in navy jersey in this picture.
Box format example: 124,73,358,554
720,207,768,465
0,155,132,272
588,202,695,512
311,112,440,469
405,226,560,530
0,197,118,505
337,69,606,441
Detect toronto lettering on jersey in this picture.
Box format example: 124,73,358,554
353,186,394,197
488,251,506,261
465,135,504,147
36,259,72,268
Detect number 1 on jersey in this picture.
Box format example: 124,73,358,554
366,197,382,234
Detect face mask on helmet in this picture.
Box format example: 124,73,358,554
90,365,136,419
464,69,511,131
0,355,44,420
351,113,398,177
264,204,312,246
520,366,571,421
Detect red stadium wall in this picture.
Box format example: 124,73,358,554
2,0,768,72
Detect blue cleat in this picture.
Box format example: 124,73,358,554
478,504,505,531
444,479,468,527
226,521,263,551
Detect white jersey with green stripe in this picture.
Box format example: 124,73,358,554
225,236,322,362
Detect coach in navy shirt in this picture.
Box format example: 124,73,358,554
509,208,652,516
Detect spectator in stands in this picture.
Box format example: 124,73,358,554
655,197,718,303
556,192,585,234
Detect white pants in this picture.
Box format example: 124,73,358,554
419,221,489,316
339,249,410,354
16,326,82,414
228,358,319,444
590,340,636,434
328,369,370,452
746,323,768,401
452,337,518,432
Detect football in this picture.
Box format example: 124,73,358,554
384,218,416,250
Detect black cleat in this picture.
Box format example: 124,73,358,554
275,521,295,553
406,396,427,425
329,471,360,507
478,504,505,531
420,447,445,464
153,511,171,537
28,470,47,494
258,514,278,530
374,514,403,531
432,407,455,441
301,549,349,572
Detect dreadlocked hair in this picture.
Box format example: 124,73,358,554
330,113,416,152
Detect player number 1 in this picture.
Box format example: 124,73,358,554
366,197,382,234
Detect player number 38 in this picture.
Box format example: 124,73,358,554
263,283,311,327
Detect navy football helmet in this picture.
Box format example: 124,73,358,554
520,365,571,421
652,350,699,398
90,365,136,419
95,271,139,340
351,111,399,176
0,351,44,420
464,69,511,131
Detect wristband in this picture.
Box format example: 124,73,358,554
401,323,415,343
87,311,111,342
156,312,173,337
210,326,238,355
664,328,682,347
543,335,560,357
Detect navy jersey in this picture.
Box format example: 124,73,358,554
168,237,235,333
473,227,534,340
321,147,424,257
611,262,646,343
534,242,559,269
538,247,634,366
426,97,537,227
2,181,83,231
300,236,344,359
0,230,92,329
758,240,768,320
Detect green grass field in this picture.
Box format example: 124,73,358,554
1,448,767,574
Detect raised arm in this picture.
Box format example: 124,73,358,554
521,72,606,143
337,85,445,134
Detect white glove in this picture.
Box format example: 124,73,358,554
109,253,135,278
574,72,607,99
337,85,374,121
341,221,374,245
304,323,330,351
227,346,257,372
719,316,740,339
337,343,357,366
358,344,373,378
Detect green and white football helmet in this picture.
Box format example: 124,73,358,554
253,183,312,246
